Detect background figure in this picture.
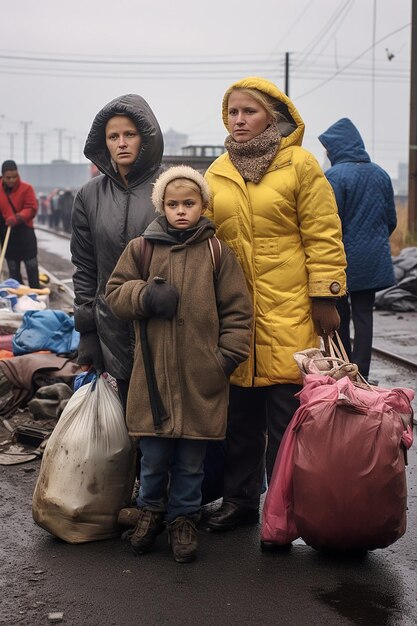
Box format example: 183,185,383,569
58,188,74,233
37,194,49,225
46,189,58,229
204,76,346,535
0,160,40,288
50,189,62,230
319,118,397,380
70,93,164,394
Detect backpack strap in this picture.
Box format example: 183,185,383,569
138,236,154,280
208,236,222,279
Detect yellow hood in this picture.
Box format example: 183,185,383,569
221,76,305,149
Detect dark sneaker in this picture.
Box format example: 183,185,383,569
168,516,198,563
128,508,165,555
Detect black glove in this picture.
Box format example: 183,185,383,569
311,299,340,337
77,331,105,374
142,277,179,320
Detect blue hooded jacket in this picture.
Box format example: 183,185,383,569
319,118,396,292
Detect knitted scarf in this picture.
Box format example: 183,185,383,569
224,123,282,183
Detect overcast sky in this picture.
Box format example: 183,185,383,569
0,0,411,177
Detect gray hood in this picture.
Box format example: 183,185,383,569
84,94,164,188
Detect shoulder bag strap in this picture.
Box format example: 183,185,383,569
138,236,154,280
208,236,222,279
6,195,17,215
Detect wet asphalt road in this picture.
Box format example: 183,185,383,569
0,230,416,625
1,431,416,626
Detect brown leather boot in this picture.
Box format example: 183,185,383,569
168,516,198,563
128,508,165,555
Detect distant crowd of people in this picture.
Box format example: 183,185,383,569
37,188,75,233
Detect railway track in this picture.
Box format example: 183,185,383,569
371,345,417,371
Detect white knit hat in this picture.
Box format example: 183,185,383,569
151,165,211,214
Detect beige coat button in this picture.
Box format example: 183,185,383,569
330,282,341,294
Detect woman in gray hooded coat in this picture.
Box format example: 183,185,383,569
70,94,164,390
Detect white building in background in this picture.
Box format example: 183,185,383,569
163,128,188,156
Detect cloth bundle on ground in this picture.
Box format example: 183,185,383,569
0,353,81,419
32,375,136,543
0,310,24,335
261,374,414,551
375,247,417,312
0,278,49,312
28,383,73,420
12,309,80,356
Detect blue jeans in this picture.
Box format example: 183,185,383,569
137,437,207,523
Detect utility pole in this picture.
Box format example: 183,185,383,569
409,0,417,233
66,135,75,162
285,52,290,96
20,120,31,164
7,132,17,158
55,128,66,160
37,133,46,164
78,139,85,162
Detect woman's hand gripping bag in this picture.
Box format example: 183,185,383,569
292,375,414,552
32,376,136,543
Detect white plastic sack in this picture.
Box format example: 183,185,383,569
32,375,135,543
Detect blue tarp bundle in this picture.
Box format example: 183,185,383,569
12,310,80,356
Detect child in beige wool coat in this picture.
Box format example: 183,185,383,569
106,165,252,563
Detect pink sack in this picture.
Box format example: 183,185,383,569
261,405,306,545
261,374,414,551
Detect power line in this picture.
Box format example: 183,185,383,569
0,51,286,66
266,0,315,60
0,59,408,81
295,23,410,99
296,0,354,66
302,0,356,69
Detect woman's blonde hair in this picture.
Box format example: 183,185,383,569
228,87,288,125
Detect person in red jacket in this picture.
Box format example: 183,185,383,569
0,160,40,288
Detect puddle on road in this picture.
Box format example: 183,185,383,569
314,581,404,625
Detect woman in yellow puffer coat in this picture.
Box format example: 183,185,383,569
204,76,347,536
